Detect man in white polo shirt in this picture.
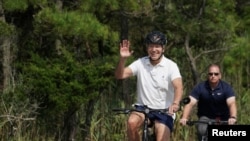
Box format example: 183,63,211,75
115,31,183,141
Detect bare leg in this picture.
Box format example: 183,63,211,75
127,112,144,141
154,121,171,141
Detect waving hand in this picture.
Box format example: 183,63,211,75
120,40,133,58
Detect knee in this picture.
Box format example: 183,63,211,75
197,116,209,135
127,117,142,129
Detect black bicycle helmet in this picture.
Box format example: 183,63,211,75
145,31,167,46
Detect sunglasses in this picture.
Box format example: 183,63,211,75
208,73,219,76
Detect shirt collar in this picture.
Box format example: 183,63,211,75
145,56,166,67
205,80,221,90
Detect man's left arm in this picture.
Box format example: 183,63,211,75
171,77,183,112
227,96,237,124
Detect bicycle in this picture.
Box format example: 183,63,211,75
186,119,229,141
112,97,190,141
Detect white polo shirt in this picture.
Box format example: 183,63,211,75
128,56,182,109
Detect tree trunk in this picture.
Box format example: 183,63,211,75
184,34,200,86
0,1,12,93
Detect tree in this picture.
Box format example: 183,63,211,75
0,0,249,140
0,0,15,93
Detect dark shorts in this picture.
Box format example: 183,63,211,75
135,105,174,132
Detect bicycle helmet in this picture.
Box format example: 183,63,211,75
145,31,167,46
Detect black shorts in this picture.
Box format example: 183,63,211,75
135,105,174,132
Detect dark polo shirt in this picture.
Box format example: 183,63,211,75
190,80,235,120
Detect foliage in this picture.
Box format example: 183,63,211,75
0,21,15,36
3,0,29,11
0,0,249,140
34,8,111,40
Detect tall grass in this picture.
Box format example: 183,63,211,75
0,81,249,141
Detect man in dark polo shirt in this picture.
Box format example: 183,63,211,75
179,64,237,141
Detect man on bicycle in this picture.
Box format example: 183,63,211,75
115,31,183,141
179,64,237,141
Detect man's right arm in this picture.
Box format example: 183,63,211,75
115,58,133,79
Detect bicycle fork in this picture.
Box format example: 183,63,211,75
142,117,149,141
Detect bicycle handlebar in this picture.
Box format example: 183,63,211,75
112,107,169,115
187,120,229,126
112,97,191,115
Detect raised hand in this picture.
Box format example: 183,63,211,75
120,40,133,58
